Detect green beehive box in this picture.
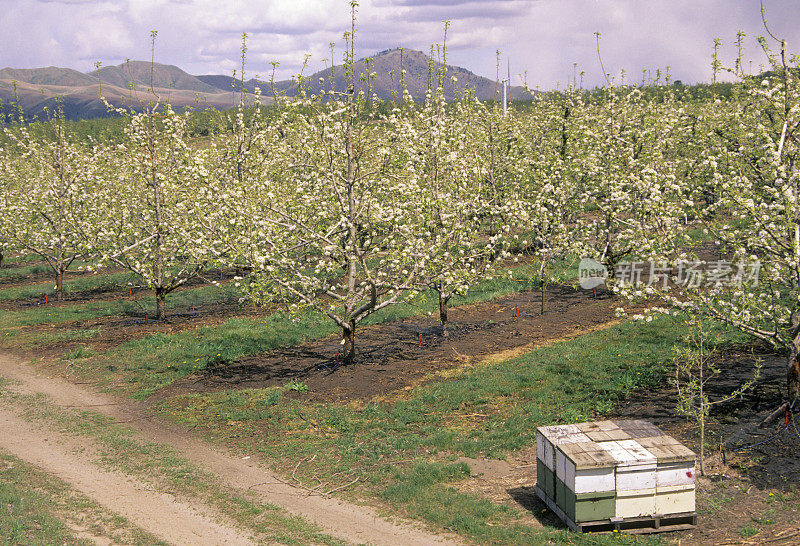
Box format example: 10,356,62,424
555,476,566,508
538,459,555,500
564,489,617,523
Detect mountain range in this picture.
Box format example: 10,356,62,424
0,49,534,121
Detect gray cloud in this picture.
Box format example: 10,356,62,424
380,0,523,6
35,0,106,4
400,1,531,23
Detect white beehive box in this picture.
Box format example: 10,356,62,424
535,419,696,533
562,443,616,493
637,436,697,487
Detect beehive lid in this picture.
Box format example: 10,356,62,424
614,420,664,438
567,450,607,470
558,443,618,469
617,439,657,463
537,424,591,445
596,441,638,464
576,420,620,433
539,421,695,468
560,432,592,444
585,429,631,442
643,443,696,463
537,424,579,440
595,420,621,431
636,435,682,448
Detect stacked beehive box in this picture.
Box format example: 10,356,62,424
535,420,696,533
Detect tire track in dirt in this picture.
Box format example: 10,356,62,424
0,405,256,545
0,352,462,546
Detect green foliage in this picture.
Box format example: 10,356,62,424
672,317,761,474
285,379,310,393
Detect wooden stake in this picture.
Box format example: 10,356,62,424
145,314,149,325
45,294,48,304
418,333,422,346
192,306,195,316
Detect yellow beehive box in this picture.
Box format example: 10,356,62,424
616,488,657,518
656,484,696,514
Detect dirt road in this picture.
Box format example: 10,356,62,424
0,405,256,545
0,352,461,546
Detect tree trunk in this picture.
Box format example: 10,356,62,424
541,281,547,315
438,292,450,337
700,352,706,476
539,259,548,315
56,271,64,301
788,352,800,403
155,288,166,321
342,322,356,365
699,414,706,476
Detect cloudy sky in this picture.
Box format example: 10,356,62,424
1,0,799,89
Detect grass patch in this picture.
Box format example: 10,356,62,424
0,301,134,328
0,271,139,301
0,458,82,545
2,254,42,266
0,451,166,545
2,327,101,349
738,524,761,538
0,263,51,279
61,345,98,360
160,282,243,309
0,283,241,331
83,310,339,398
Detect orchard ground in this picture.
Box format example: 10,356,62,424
0,253,798,545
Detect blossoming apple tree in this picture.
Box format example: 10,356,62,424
229,20,432,364
92,102,217,320
399,87,514,334
2,113,97,299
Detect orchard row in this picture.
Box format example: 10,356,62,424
0,38,798,390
